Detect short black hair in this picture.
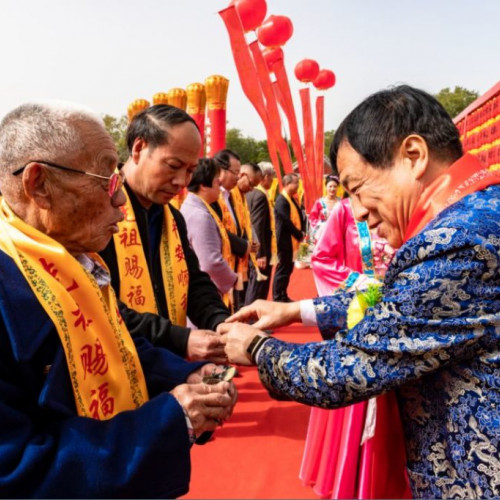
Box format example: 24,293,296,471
213,149,241,170
330,85,463,170
188,158,220,193
282,173,298,186
126,104,198,153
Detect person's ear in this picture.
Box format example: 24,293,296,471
399,134,428,181
131,138,148,164
22,163,52,209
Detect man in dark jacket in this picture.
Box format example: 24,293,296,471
245,162,276,303
273,173,306,302
100,105,230,363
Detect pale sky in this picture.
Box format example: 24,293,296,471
1,0,499,140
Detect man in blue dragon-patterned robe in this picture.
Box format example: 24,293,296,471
220,85,500,499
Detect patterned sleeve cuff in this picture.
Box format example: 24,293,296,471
312,290,353,338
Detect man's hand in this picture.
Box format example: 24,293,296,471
187,329,227,363
170,381,237,437
256,256,267,269
220,322,267,365
218,299,301,330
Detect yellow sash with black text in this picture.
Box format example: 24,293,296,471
0,200,148,420
281,190,302,259
113,189,188,326
256,185,278,266
196,194,234,308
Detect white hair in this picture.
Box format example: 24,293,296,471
258,161,276,177
0,101,104,176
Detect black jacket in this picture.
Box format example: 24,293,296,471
274,193,306,255
246,188,271,259
100,185,230,357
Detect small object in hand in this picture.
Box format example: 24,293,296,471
202,365,237,385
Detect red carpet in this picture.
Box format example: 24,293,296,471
184,267,321,499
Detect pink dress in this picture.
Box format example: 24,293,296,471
299,199,411,499
308,197,337,245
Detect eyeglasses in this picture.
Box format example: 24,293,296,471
12,160,125,198
224,167,240,177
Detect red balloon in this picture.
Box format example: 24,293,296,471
313,69,336,90
229,0,267,32
262,47,284,71
294,59,320,83
257,15,293,48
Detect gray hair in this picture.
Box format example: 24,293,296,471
0,101,104,177
258,161,276,177
282,173,298,186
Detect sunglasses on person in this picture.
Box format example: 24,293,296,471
12,161,125,198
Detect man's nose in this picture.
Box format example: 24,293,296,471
111,187,126,208
172,169,190,188
350,195,369,222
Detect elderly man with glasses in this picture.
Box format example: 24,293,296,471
0,102,236,497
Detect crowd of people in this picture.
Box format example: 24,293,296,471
0,84,498,499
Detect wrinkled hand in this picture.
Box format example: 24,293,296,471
170,381,237,437
220,299,301,330
220,322,266,365
256,256,267,269
187,329,227,363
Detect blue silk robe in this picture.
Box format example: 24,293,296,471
256,185,500,498
0,249,205,498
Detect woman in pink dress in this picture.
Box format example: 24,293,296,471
308,175,340,245
299,198,411,499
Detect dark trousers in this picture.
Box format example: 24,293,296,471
245,259,273,305
272,253,294,302
234,281,248,312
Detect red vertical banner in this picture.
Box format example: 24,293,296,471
315,95,325,200
299,87,316,212
270,56,307,179
186,83,206,157
219,5,282,186
249,41,293,174
205,75,229,156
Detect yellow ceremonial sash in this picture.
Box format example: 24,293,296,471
196,194,234,309
217,192,237,234
231,187,268,282
268,178,279,209
113,189,188,326
0,200,148,420
281,190,302,259
256,185,278,266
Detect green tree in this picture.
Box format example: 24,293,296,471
102,114,129,162
225,128,271,163
434,86,479,119
324,129,335,156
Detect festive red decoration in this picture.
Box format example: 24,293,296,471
257,15,293,47
294,59,320,83
229,0,267,32
313,69,336,90
262,47,284,72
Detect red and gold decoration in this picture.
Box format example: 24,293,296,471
166,88,187,111
205,75,229,156
127,98,150,122
152,92,169,106
454,80,500,172
186,82,207,156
